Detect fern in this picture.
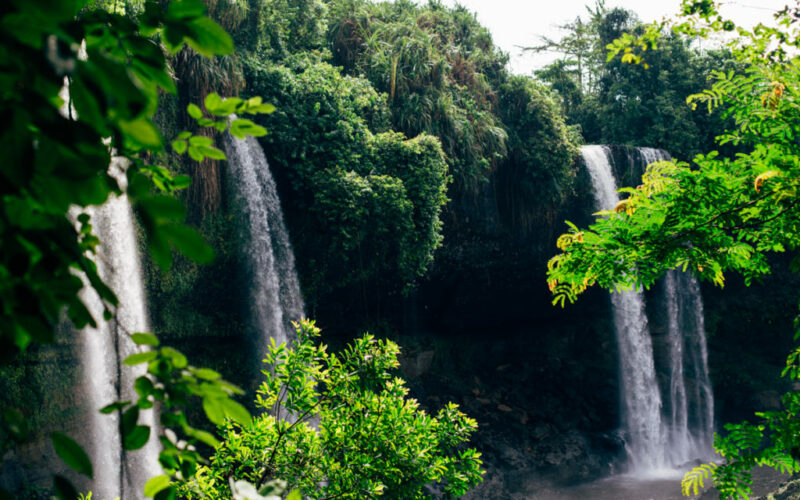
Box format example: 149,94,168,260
722,423,764,454
782,347,800,379
681,462,717,496
760,452,800,474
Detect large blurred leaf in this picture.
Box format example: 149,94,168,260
51,433,93,478
52,475,79,500
162,224,214,263
124,425,151,450
119,117,163,148
185,17,233,56
144,474,171,498
166,0,206,20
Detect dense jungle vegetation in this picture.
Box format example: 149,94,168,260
4,0,800,498
153,0,738,322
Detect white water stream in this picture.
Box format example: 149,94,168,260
582,145,666,471
581,145,714,474
223,130,304,351
663,270,715,464
77,160,161,499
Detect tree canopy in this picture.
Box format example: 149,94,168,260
534,2,736,160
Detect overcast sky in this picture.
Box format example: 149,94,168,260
414,1,792,74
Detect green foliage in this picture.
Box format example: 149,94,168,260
256,0,328,58
496,75,580,228
180,320,484,499
51,432,94,479
244,58,448,295
546,1,800,498
327,0,509,193
681,462,717,497
0,0,223,364
534,3,735,159
524,3,608,92
104,333,252,499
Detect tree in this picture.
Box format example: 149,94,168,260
533,3,735,158
243,57,449,299
548,1,800,497
495,75,580,230
327,0,509,194
523,1,609,92
180,320,484,500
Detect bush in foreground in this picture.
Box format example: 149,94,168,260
181,320,483,499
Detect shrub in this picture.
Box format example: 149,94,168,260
181,320,484,499
244,59,449,297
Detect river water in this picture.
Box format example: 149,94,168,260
529,467,788,500
532,472,691,500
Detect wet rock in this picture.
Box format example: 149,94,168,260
754,390,783,411
758,477,800,500
400,349,435,379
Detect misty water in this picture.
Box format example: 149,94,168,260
223,127,305,351
75,159,160,500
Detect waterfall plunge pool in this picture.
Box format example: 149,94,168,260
526,466,789,500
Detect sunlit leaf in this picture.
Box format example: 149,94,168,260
144,474,171,498
132,333,160,346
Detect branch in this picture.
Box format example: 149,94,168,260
667,190,777,242
717,198,800,232
257,392,330,489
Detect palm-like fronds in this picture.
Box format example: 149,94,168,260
205,0,249,32
171,46,244,216
327,0,511,195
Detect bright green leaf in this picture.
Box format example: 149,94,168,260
124,351,159,365
187,103,203,120
131,333,160,347
124,425,151,450
144,474,171,498
171,139,187,154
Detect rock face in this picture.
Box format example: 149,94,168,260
0,337,91,495
755,477,800,500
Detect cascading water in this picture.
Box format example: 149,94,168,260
581,145,715,473
638,148,715,465
76,159,161,499
581,145,666,472
663,270,715,463
62,73,159,498
223,129,304,352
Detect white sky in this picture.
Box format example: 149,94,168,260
415,1,793,74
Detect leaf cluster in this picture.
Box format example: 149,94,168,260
244,59,449,296
180,320,484,499
0,0,275,497
327,0,509,194
111,332,251,500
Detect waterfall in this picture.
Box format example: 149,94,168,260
639,148,716,464
581,145,666,472
77,159,161,499
663,270,715,463
223,130,304,352
580,145,715,473
62,72,159,498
